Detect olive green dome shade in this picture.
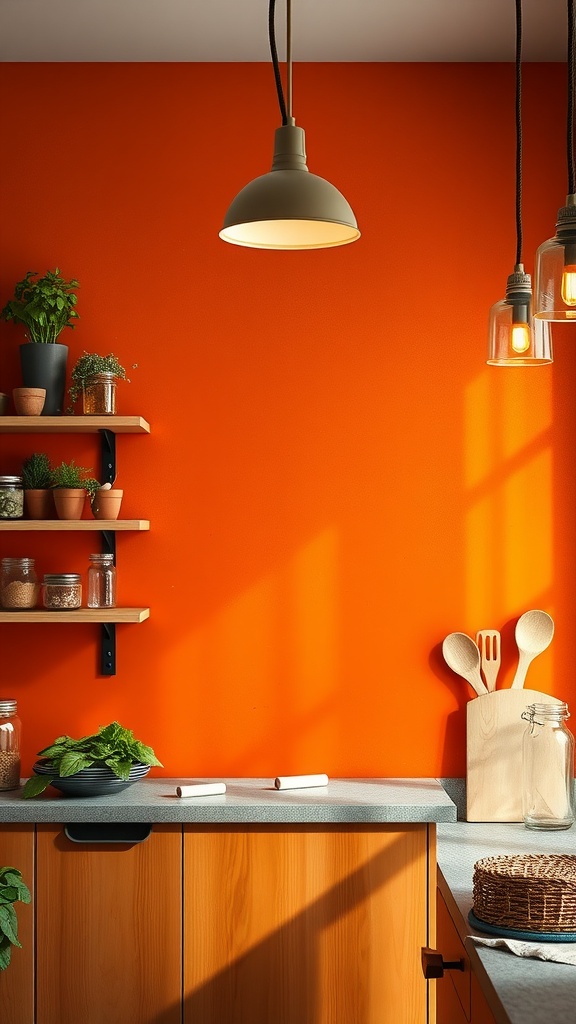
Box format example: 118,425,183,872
220,124,360,250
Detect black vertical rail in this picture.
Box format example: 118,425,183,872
100,623,116,676
99,428,117,675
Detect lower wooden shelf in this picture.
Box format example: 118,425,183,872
0,607,150,623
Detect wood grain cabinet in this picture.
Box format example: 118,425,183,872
0,825,34,1024
35,823,182,1024
183,823,435,1024
434,888,497,1024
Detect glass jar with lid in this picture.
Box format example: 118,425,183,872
42,573,82,610
0,475,24,519
87,553,116,608
83,372,117,415
0,699,21,791
522,702,575,830
0,557,39,609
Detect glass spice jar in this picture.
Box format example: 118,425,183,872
0,475,24,519
522,702,575,830
42,573,82,610
87,553,116,608
0,557,39,610
82,372,117,415
0,699,21,791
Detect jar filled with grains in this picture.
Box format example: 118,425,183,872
83,372,117,415
0,475,24,519
0,699,21,791
42,573,82,610
0,557,39,610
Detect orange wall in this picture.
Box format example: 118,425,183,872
0,62,574,779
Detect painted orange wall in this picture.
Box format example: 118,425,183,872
0,62,574,780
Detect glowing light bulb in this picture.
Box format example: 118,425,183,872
511,322,531,353
561,265,576,306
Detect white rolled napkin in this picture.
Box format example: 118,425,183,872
274,774,329,791
176,782,227,798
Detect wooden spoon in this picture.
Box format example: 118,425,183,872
510,610,554,689
442,632,488,697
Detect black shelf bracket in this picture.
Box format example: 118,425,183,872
100,529,116,562
99,429,116,485
100,623,116,676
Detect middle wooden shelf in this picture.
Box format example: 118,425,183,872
0,520,150,532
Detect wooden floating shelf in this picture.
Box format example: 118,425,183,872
0,415,150,434
0,608,150,623
0,520,150,532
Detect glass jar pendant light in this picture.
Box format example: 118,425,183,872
534,0,576,320
220,0,360,250
487,0,552,364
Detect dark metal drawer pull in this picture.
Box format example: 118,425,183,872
64,823,152,845
421,947,465,979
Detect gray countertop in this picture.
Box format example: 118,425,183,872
0,776,457,824
437,821,576,1024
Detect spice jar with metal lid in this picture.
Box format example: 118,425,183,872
0,699,21,791
0,557,39,610
0,475,24,519
522,702,575,830
87,553,116,608
42,573,82,610
83,372,117,415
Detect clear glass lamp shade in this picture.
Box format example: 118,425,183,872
534,235,576,321
487,298,553,365
220,124,360,250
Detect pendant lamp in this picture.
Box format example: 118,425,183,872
219,0,360,250
487,0,553,364
534,0,576,320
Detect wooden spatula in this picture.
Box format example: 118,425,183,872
475,630,501,692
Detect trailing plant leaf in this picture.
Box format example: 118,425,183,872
0,867,30,970
21,774,53,798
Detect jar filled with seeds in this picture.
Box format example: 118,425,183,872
42,573,82,610
0,557,39,610
0,699,21,791
82,372,117,415
0,475,24,520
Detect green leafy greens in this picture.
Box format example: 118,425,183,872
22,721,163,798
0,866,31,971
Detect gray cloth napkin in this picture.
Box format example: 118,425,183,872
469,935,576,966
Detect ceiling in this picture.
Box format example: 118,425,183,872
0,0,568,63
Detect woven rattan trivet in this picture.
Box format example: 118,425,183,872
472,854,576,933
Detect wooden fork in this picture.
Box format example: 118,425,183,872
475,630,501,692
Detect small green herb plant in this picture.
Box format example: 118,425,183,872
22,721,163,798
22,452,52,490
0,268,79,344
68,351,129,410
50,459,100,499
0,866,31,970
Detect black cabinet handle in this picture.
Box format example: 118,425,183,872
421,947,465,979
63,823,152,845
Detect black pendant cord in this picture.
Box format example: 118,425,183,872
269,0,288,125
515,0,523,266
567,0,575,195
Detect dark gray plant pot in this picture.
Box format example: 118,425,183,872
19,343,68,415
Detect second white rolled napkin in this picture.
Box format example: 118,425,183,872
274,774,329,791
176,782,227,798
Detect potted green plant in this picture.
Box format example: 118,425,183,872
0,866,31,971
22,721,163,798
22,452,54,519
0,268,80,416
68,351,129,415
50,459,100,520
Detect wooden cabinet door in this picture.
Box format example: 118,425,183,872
184,823,431,1024
471,974,498,1024
0,824,34,1024
36,823,182,1024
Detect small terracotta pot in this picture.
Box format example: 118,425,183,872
91,488,123,521
13,387,46,416
24,488,54,520
53,488,86,520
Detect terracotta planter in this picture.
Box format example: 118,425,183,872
24,488,54,520
13,387,46,416
91,488,123,521
53,488,86,520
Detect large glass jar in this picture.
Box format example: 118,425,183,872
83,372,117,415
0,557,39,609
0,475,24,519
42,573,82,610
0,699,21,791
522,702,575,830
87,553,116,608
